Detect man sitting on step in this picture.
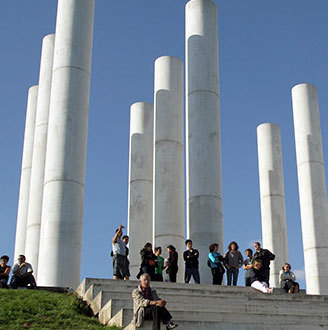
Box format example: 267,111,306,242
10,255,36,289
132,273,178,330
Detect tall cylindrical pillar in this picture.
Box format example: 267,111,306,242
186,0,223,283
37,0,95,288
25,34,55,278
153,56,185,282
292,83,328,295
128,102,154,279
257,123,289,288
14,85,38,260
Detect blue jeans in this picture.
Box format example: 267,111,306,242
227,267,239,286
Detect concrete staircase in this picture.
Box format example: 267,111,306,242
76,278,328,330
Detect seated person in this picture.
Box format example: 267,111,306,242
280,263,299,294
132,273,178,330
249,259,273,294
10,255,36,289
0,255,11,288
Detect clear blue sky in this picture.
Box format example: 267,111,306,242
1,0,328,289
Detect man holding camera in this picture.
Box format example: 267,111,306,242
112,225,129,280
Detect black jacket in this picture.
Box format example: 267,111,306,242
253,249,275,269
140,249,156,269
249,267,266,284
167,250,178,273
183,249,199,269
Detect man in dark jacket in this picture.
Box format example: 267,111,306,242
183,239,200,284
253,242,275,286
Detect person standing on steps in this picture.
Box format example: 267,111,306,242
10,255,36,289
253,242,275,286
112,225,129,280
208,243,225,285
138,243,157,280
154,247,165,282
183,239,200,284
166,245,178,283
132,273,178,329
122,235,130,279
224,241,244,286
0,255,11,288
242,248,253,287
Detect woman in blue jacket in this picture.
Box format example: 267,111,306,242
208,243,225,285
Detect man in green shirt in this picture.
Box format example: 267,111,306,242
154,247,165,281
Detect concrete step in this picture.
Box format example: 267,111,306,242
110,307,328,329
77,278,308,297
76,278,328,330
92,289,328,318
81,282,314,303
124,320,328,330
95,296,327,324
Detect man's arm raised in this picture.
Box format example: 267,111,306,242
112,225,124,244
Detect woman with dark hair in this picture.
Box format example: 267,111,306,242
166,245,178,282
280,263,300,294
137,243,157,280
208,243,225,285
224,241,244,286
0,255,11,288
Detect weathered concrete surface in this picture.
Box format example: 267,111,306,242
153,56,184,282
77,278,327,330
257,123,289,288
37,0,95,288
14,85,38,260
128,102,154,279
292,83,328,295
25,34,55,279
186,0,223,284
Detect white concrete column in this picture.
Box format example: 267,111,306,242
25,34,55,278
292,83,328,295
37,0,95,288
153,56,185,282
128,102,154,279
186,0,223,284
257,123,289,288
14,85,38,260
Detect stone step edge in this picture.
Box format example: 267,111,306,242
108,308,328,327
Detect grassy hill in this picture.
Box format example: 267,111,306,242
0,289,120,329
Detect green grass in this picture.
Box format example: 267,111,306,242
0,289,121,329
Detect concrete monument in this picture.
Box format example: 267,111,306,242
153,56,185,282
185,0,223,283
14,85,38,260
37,0,95,288
292,83,328,295
25,34,55,278
128,102,154,279
257,123,289,288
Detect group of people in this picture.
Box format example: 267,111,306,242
0,254,36,289
111,225,300,295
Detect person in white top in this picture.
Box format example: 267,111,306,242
10,255,36,289
279,263,299,294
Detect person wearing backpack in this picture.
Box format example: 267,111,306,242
208,243,225,285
